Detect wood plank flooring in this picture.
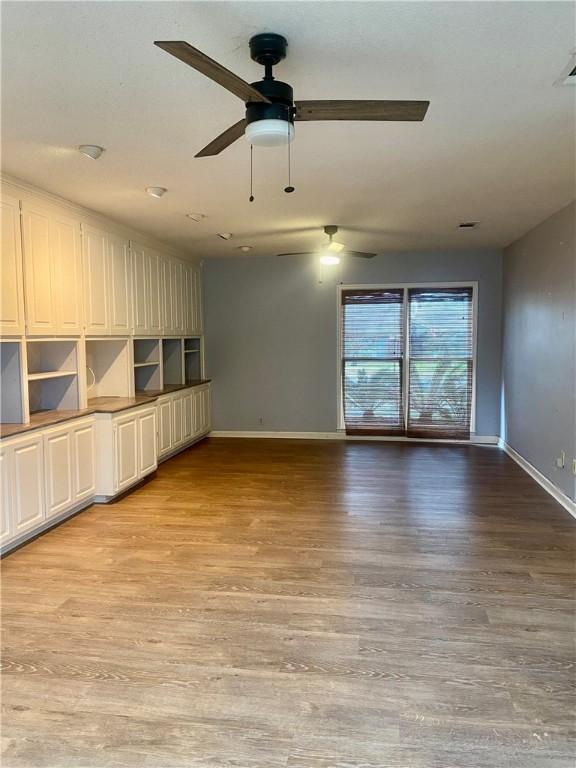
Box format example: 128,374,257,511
2,438,575,767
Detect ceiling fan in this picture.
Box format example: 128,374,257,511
154,34,430,157
277,225,376,263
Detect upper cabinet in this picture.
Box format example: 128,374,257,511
2,186,203,341
83,225,132,336
0,195,25,335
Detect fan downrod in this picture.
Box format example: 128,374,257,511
249,33,287,78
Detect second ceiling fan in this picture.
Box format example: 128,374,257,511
277,225,376,263
154,33,430,157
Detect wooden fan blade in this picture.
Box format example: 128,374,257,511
294,100,429,121
195,120,246,157
345,251,377,259
155,41,270,104
276,252,315,257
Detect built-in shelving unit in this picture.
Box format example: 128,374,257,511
184,337,202,383
0,341,26,423
86,338,132,399
26,339,80,413
133,338,161,393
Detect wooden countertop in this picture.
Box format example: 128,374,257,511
1,381,212,440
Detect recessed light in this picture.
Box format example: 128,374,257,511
458,222,479,229
78,144,105,160
186,213,206,222
217,233,233,240
237,245,252,252
146,186,168,198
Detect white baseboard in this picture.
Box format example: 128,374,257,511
209,430,499,446
499,440,576,520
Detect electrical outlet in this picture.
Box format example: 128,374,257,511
555,451,566,469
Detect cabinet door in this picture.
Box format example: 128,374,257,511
131,242,148,335
21,203,56,334
71,420,96,501
82,225,109,334
192,389,202,437
170,260,183,335
172,394,183,447
43,427,74,518
114,414,138,491
138,409,157,476
12,435,45,535
147,250,163,335
52,214,83,333
192,267,203,335
162,257,173,335
182,391,193,441
199,387,211,434
157,398,172,457
0,195,25,335
0,446,13,546
109,235,132,335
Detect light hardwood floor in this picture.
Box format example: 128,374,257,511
1,438,575,767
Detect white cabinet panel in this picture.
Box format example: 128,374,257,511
131,242,148,335
170,259,183,336
0,446,13,546
147,250,163,335
138,408,157,476
109,235,132,335
12,435,45,535
162,258,173,335
157,398,172,458
193,267,203,335
172,393,183,447
115,414,139,491
43,428,73,519
21,203,56,334
0,195,24,335
52,214,82,333
183,392,193,442
71,420,96,501
82,225,109,334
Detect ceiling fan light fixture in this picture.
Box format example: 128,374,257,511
245,119,294,147
327,241,345,253
78,144,105,160
319,253,340,266
146,186,168,198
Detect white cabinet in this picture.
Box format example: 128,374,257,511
131,242,163,336
44,427,74,518
138,408,158,476
11,434,45,536
0,194,25,335
162,258,173,334
147,250,163,336
109,235,132,335
21,203,56,334
183,391,193,442
22,202,83,335
114,412,139,491
52,211,83,334
131,242,148,335
172,392,184,447
0,446,13,545
71,419,96,501
195,384,211,436
157,397,172,458
95,405,157,498
83,225,131,336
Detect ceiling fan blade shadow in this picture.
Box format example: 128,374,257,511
155,41,270,104
195,119,246,157
276,252,316,258
345,251,377,259
294,100,429,122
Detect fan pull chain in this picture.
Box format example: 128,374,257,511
284,123,294,194
249,144,255,202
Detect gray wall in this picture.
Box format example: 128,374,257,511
502,203,575,501
204,249,503,436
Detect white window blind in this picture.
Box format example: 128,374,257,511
341,285,475,439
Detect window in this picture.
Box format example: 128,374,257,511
340,284,476,439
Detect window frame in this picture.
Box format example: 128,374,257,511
337,282,478,437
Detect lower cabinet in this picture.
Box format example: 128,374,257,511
156,384,211,461
1,419,96,552
95,405,158,499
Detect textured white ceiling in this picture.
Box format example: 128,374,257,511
2,1,574,258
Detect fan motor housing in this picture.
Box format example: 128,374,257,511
249,33,287,66
246,79,294,125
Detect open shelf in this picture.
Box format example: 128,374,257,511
134,339,160,365
134,362,160,368
184,337,202,384
27,370,76,381
162,338,184,388
26,339,80,413
86,338,131,399
1,341,25,424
